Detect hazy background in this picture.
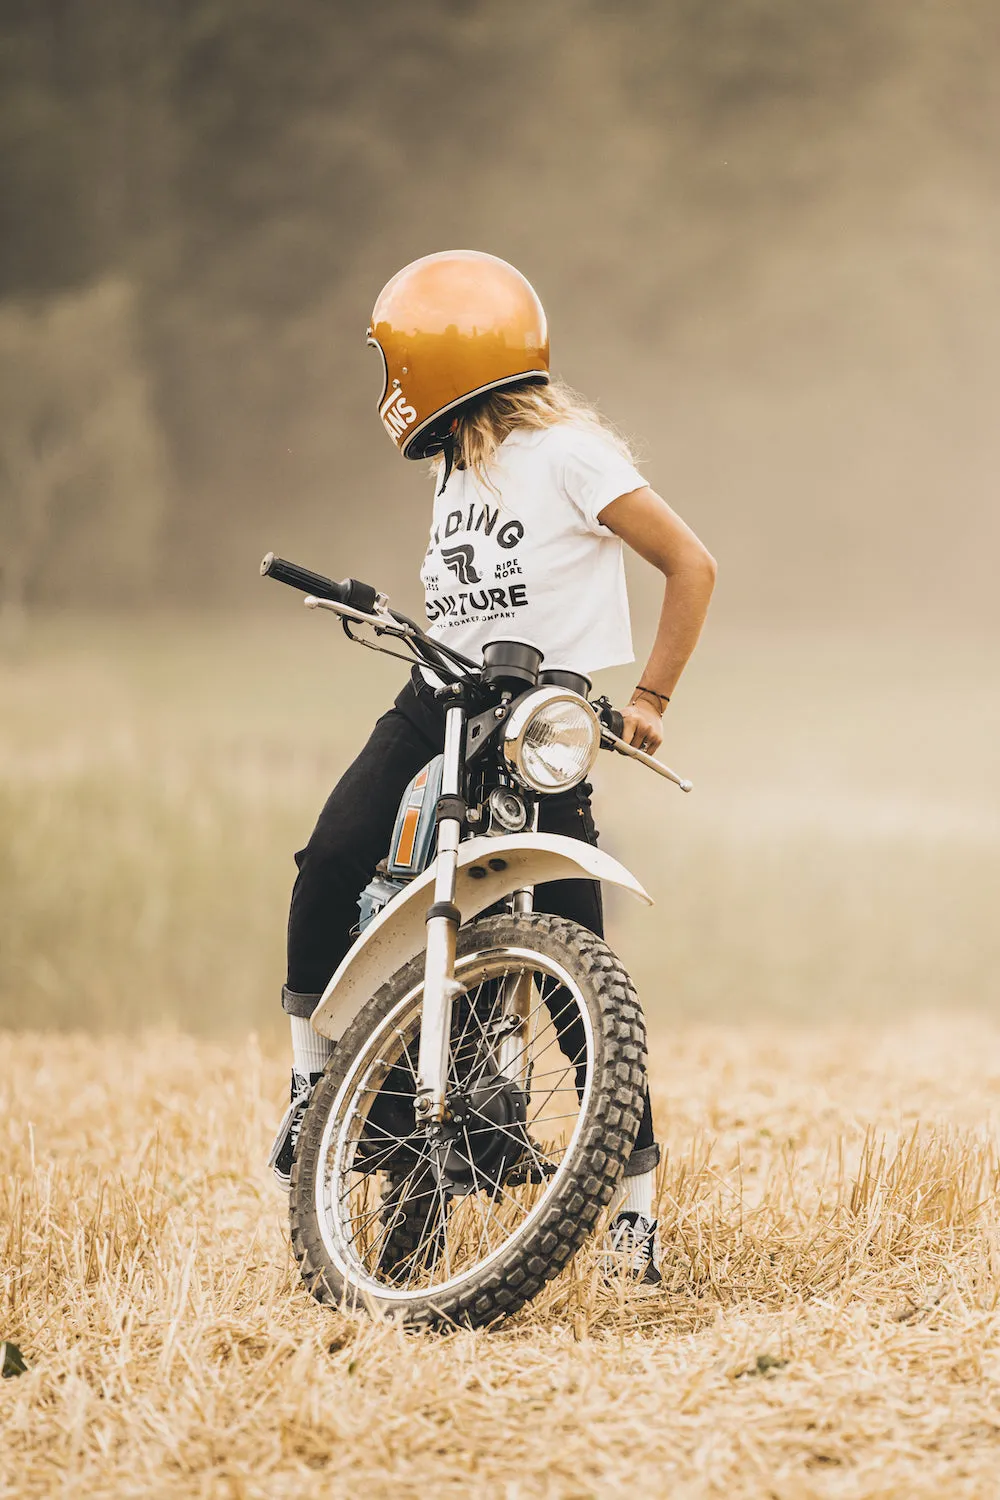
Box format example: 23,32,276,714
3,0,999,620
1,0,997,1035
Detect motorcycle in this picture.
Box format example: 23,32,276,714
261,551,691,1328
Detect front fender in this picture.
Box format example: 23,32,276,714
310,832,651,1039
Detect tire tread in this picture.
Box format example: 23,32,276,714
289,912,646,1329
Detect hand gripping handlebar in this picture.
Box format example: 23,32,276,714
260,553,378,615
594,696,692,791
595,702,625,740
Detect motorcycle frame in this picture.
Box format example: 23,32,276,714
294,588,676,1127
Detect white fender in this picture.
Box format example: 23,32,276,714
310,832,652,1039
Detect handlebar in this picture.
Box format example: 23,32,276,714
260,553,691,790
260,553,379,615
595,701,625,740
593,696,691,791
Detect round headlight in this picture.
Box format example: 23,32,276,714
503,688,601,793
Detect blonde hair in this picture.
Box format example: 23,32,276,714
437,379,634,491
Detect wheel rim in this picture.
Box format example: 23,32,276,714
313,944,596,1301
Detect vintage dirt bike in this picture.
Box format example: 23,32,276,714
261,551,692,1328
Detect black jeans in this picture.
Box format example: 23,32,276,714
285,671,656,1166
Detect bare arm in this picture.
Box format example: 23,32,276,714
598,485,717,752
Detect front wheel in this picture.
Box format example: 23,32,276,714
289,913,647,1329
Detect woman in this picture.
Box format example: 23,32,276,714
269,250,716,1284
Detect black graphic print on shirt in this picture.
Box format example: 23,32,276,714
440,545,481,585
423,500,528,628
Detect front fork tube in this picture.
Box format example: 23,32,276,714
415,702,466,1124
497,887,535,1087
497,801,539,1085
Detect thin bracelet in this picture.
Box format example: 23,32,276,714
631,684,671,709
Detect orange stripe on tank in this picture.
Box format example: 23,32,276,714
414,767,430,789
395,806,421,867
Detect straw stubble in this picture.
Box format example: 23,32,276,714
3,1022,1000,1498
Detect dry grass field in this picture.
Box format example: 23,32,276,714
1,614,998,1496
4,1023,1000,1498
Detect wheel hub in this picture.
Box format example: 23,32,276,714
431,1065,529,1195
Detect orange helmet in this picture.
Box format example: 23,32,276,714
366,250,550,460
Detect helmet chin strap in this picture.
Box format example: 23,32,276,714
436,429,457,497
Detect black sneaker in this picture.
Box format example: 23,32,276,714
267,1072,318,1190
600,1211,662,1285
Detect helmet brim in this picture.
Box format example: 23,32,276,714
400,371,550,460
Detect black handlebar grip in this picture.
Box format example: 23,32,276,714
346,579,379,615
260,553,349,604
594,698,625,741
260,554,381,614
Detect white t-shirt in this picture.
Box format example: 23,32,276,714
420,424,645,677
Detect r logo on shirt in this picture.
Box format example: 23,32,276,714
440,544,481,586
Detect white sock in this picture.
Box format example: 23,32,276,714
290,1016,334,1081
616,1168,655,1221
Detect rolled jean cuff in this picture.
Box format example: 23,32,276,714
623,1143,660,1177
281,986,322,1018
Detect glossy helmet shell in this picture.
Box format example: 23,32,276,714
366,250,550,459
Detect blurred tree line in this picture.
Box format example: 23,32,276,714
1,1,996,617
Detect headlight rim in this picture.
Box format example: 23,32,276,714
502,686,601,794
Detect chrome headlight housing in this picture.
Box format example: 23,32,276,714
502,688,601,794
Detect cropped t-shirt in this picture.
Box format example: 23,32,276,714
419,423,645,677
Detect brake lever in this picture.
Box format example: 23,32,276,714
304,594,414,636
599,728,693,792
